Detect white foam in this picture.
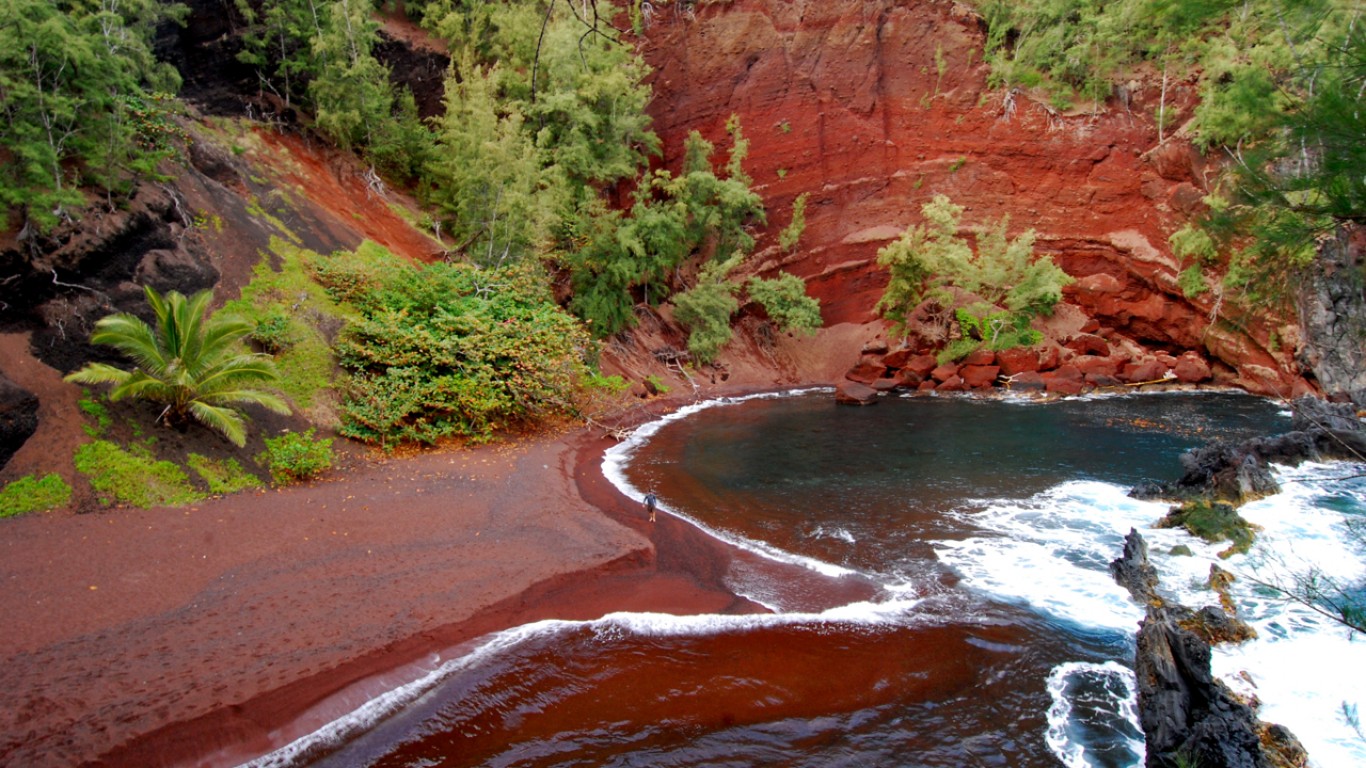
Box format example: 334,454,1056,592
933,481,1163,632
603,389,859,582
1045,660,1144,768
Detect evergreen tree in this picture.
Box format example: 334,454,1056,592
0,0,184,233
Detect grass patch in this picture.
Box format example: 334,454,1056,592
78,392,112,437
187,454,264,494
222,236,360,413
0,474,73,517
74,440,205,508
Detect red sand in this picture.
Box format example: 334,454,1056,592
0,415,769,768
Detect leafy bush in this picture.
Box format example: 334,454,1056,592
257,429,334,485
74,440,205,508
187,454,264,494
673,257,742,364
747,273,822,335
876,194,1070,347
336,260,596,445
778,192,808,253
0,474,73,517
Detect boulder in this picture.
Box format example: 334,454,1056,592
997,347,1042,376
960,364,1001,389
861,339,889,355
930,363,960,383
1074,355,1122,378
961,349,997,366
1007,371,1046,391
1067,333,1111,357
936,375,966,392
1174,353,1213,383
882,348,914,369
0,373,40,471
1111,530,1287,768
904,354,940,378
871,377,900,392
892,368,924,389
1123,359,1172,384
834,380,879,405
845,358,888,385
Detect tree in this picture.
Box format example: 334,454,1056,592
673,256,742,363
0,0,184,233
747,272,822,335
64,286,290,447
876,194,1071,354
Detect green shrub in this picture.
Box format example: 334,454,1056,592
0,474,73,517
747,272,822,335
187,454,264,494
250,309,295,352
74,440,205,508
336,260,596,445
258,429,334,485
673,257,741,364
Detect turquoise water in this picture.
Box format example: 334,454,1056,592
251,392,1366,768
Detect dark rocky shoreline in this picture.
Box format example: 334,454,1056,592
1113,397,1364,768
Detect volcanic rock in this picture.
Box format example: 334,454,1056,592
0,373,39,471
834,380,878,405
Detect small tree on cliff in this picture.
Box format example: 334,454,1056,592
64,286,290,447
876,194,1071,358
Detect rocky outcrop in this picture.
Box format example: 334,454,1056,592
0,373,39,471
1110,529,1298,768
639,0,1307,395
1296,224,1366,407
1131,398,1365,504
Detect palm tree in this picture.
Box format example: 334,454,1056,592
65,285,290,446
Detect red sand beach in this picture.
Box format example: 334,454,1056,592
0,413,770,768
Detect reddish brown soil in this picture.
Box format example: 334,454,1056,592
0,400,788,768
0,290,871,768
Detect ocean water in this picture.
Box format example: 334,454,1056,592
247,391,1366,768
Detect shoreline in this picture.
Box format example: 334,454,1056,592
0,390,779,768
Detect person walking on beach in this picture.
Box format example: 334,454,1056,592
643,491,657,523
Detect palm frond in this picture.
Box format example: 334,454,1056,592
199,388,291,414
64,362,134,386
187,400,248,446
89,314,167,375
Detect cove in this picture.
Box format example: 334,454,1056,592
251,391,1366,768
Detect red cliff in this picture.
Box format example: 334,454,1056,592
637,0,1308,397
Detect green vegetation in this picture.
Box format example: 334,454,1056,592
74,439,205,508
65,286,291,447
223,237,358,412
778,193,808,253
1157,500,1258,559
673,257,743,364
747,273,822,336
257,429,334,485
335,253,598,445
0,0,187,233
876,194,1070,360
186,454,264,494
977,0,1364,305
0,474,73,517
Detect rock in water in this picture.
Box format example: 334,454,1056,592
1111,529,1300,768
834,380,879,405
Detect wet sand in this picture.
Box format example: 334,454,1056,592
0,406,772,768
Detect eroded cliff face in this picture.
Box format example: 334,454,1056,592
638,0,1310,397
